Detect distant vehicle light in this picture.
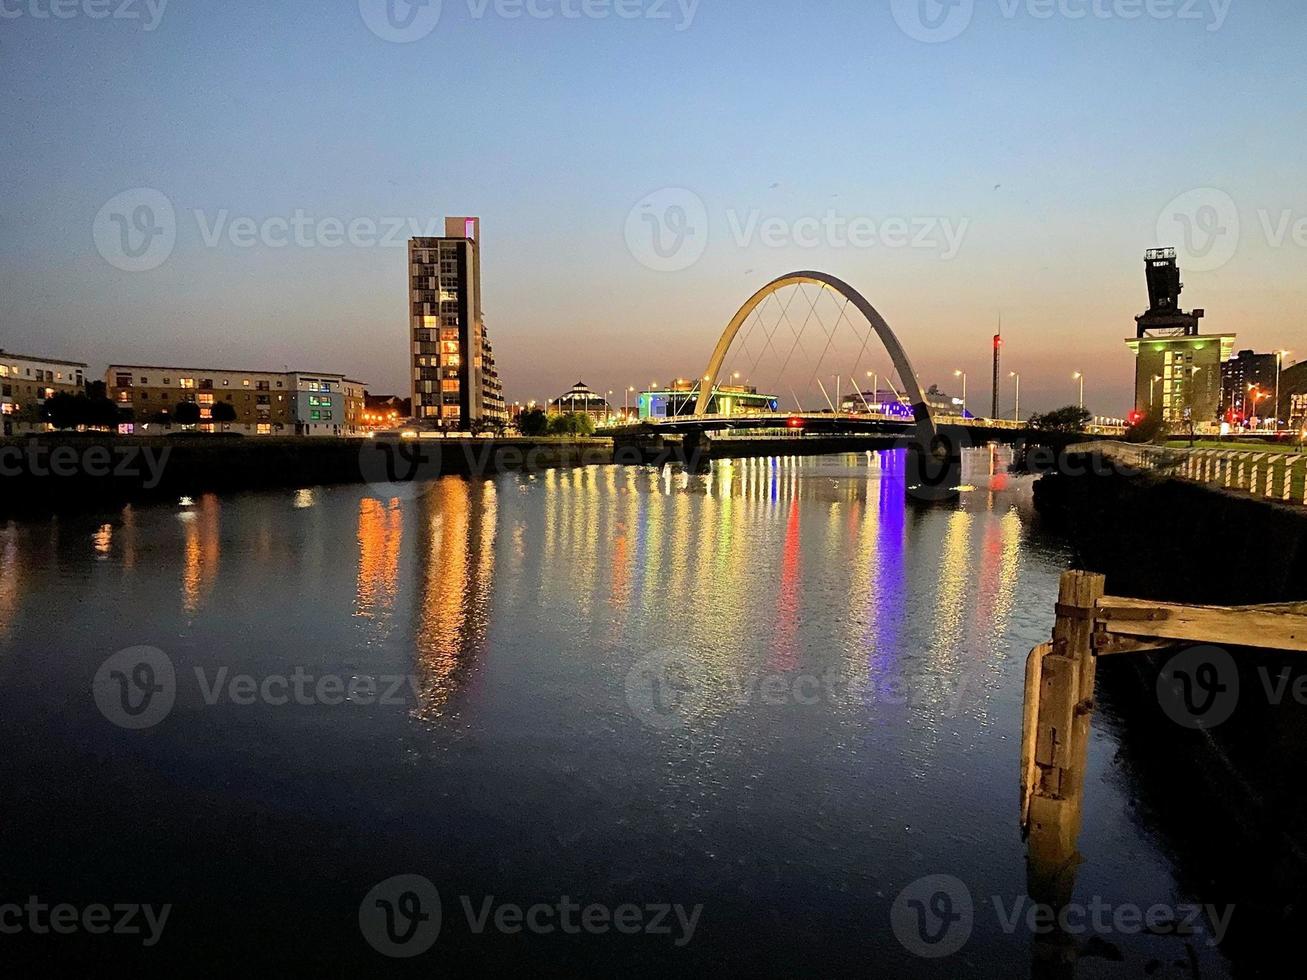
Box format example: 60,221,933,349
787,416,804,428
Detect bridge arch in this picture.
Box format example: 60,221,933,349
694,271,936,438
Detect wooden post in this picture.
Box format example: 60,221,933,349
1026,571,1105,877
1019,643,1051,829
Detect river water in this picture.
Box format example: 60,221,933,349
0,451,1233,975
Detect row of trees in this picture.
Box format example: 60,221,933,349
515,409,596,437
33,392,237,430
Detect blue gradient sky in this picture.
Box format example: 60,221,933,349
2,0,1304,414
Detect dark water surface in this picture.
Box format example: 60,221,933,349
0,452,1232,975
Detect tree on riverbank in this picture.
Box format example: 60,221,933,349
43,392,123,430
1124,412,1169,444
516,408,549,437
548,412,596,436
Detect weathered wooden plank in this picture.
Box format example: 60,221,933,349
1092,633,1175,656
1097,596,1307,651
1020,643,1052,831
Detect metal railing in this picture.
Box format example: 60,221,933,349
1076,440,1307,505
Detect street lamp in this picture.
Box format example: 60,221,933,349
1073,371,1084,409
1009,371,1021,423
954,370,967,418
1149,375,1162,414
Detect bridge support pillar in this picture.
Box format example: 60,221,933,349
680,430,712,472
901,426,962,503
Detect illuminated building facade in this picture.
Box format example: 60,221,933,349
547,381,612,422
839,389,916,419
639,380,778,419
1220,350,1279,423
409,217,507,429
105,366,366,436
1127,249,1233,426
0,349,87,432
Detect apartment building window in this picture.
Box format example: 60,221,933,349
180,378,195,389
140,377,149,385
163,378,171,385
197,394,214,406
200,379,214,390
256,381,270,392
257,423,271,435
115,373,132,388
243,379,251,387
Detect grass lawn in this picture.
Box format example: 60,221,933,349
1166,439,1305,454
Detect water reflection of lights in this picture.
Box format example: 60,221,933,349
181,495,221,614
292,488,318,509
92,524,112,558
412,479,498,719
356,497,403,627
0,524,19,640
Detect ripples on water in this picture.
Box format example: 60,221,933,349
0,451,1231,975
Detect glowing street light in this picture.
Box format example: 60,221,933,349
1009,371,1021,423
1073,371,1085,409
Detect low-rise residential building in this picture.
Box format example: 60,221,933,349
1,349,88,433
105,365,367,436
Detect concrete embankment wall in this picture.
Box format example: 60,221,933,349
0,435,613,513
1034,450,1307,930
1033,450,1307,604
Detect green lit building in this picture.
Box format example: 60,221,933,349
638,380,779,420
1126,248,1234,427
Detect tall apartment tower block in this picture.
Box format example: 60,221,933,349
409,217,506,428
